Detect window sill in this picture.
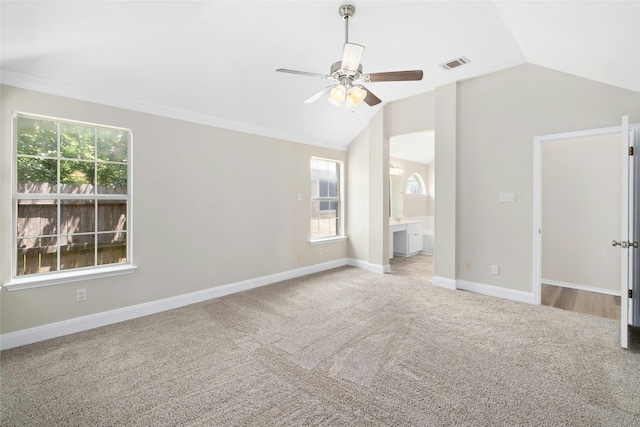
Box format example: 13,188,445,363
309,236,348,245
3,264,137,291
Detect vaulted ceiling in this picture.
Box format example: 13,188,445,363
2,1,638,149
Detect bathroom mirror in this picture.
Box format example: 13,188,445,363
390,175,404,219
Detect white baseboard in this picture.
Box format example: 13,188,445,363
0,259,349,350
457,279,535,305
432,276,457,290
541,279,621,297
347,258,387,274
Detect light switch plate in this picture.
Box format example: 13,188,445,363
499,193,516,202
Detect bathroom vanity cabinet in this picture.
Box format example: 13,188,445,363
390,221,423,258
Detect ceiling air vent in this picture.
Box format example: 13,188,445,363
440,56,470,70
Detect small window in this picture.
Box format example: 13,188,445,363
310,157,343,240
406,173,427,195
13,113,132,280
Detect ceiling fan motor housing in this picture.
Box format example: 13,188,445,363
330,61,364,82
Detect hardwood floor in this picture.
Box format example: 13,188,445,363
541,284,621,321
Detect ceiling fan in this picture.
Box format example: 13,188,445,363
276,4,423,108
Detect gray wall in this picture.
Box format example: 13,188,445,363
1,85,347,334
346,110,388,269
3,62,639,336
456,64,639,291
374,63,639,291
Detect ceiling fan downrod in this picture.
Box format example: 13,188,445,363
339,4,355,44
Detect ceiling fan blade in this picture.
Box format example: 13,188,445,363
303,86,333,103
341,43,365,72
276,69,332,79
367,70,424,82
361,86,382,106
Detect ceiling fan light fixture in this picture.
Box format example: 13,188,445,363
348,85,367,106
329,84,347,106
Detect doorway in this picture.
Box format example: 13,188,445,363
533,122,639,347
388,130,435,278
538,131,622,318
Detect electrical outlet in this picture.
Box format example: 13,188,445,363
465,261,471,270
76,288,87,302
491,265,500,275
318,247,323,256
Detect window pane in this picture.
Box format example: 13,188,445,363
61,200,95,235
311,179,319,198
17,157,57,193
310,200,338,238
98,200,127,232
60,123,95,160
319,180,328,197
98,232,127,266
97,128,128,163
97,163,127,194
60,160,95,193
60,234,95,270
320,218,337,237
327,180,337,198
17,117,57,157
17,199,57,238
17,237,58,276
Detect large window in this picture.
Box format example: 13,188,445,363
13,113,132,281
310,157,343,240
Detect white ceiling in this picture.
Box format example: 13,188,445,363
390,131,434,165
2,1,638,151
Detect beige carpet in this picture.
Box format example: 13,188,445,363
2,266,640,426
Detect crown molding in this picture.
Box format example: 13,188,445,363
0,69,348,152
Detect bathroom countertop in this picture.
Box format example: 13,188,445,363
389,219,420,226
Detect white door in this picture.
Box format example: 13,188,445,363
619,116,635,349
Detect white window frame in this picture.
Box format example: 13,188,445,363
5,112,136,291
309,157,346,243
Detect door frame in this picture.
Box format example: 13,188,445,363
532,125,624,306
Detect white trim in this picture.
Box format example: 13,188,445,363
308,236,347,245
3,264,137,291
457,279,535,305
432,276,456,290
541,279,621,297
0,70,348,152
0,259,348,350
347,258,386,274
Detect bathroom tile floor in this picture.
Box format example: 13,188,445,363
389,254,434,282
